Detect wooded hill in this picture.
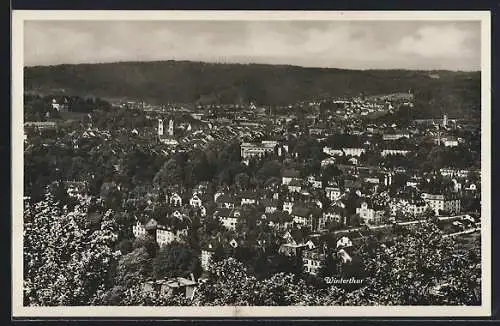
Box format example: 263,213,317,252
24,60,481,119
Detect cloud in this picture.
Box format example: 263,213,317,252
23,20,481,70
397,25,476,58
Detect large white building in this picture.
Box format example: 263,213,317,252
342,148,366,157
356,202,385,225
156,226,187,247
383,133,410,141
381,149,411,157
240,141,277,159
422,193,461,215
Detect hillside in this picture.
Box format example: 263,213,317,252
24,60,481,119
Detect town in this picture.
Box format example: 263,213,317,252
23,90,482,306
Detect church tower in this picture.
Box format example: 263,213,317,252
158,119,164,137
442,114,448,128
168,119,174,137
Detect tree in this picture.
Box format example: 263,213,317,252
133,235,158,258
234,172,250,191
194,257,317,306
153,159,183,188
347,213,362,227
100,182,122,211
152,242,201,280
24,193,120,306
114,247,152,288
256,161,283,183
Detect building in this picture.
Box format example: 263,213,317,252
307,176,323,189
132,221,148,238
443,137,459,147
201,243,216,270
262,199,279,213
278,242,309,257
215,194,237,209
323,147,344,157
321,157,337,167
169,192,183,207
283,201,294,214
189,194,203,208
143,277,197,299
156,226,187,247
240,192,258,206
288,178,306,193
356,201,385,225
168,119,174,137
422,193,461,215
390,198,428,217
342,148,366,157
381,149,410,157
439,168,472,178
24,121,57,130
240,141,276,159
303,249,327,275
325,186,342,201
319,206,345,230
383,133,410,141
158,119,179,146
215,208,242,231
282,169,301,185
291,206,313,229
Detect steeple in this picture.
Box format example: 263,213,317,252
158,119,164,137
168,119,174,137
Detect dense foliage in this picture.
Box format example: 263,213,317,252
23,193,120,306
24,192,481,307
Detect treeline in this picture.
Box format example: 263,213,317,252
25,61,480,118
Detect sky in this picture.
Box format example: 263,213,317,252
24,20,481,71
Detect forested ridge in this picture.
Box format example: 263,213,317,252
25,60,480,119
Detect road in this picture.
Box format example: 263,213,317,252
331,214,476,235
443,227,480,238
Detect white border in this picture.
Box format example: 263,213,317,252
12,10,492,318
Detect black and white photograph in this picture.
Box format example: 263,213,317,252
12,10,491,317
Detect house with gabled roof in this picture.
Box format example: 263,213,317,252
291,206,313,229
189,193,203,208
169,192,183,207
215,193,237,209
214,208,242,231
325,185,342,201
356,200,385,225
288,178,307,193
261,198,279,214
240,191,259,206
156,225,185,247
320,205,346,230
282,169,300,185
303,248,327,276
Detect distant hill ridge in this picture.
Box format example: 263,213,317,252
24,60,481,118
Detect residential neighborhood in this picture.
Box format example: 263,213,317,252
21,17,484,309
24,89,482,306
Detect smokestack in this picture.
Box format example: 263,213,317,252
190,273,195,282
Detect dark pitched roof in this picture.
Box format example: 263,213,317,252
291,206,311,217
282,169,300,178
288,178,306,187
